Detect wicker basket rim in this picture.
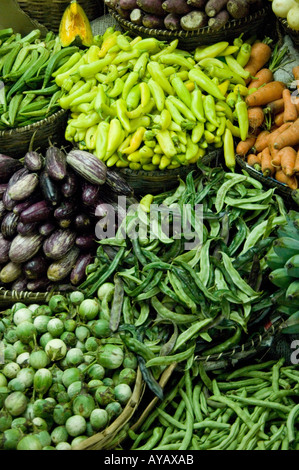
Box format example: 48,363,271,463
235,154,293,196
0,108,67,137
109,5,270,39
277,17,299,36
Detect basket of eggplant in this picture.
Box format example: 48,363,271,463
106,0,271,50
0,145,135,303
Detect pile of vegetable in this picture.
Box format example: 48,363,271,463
0,145,134,292
125,358,299,450
265,210,299,334
78,164,290,399
54,28,267,172
0,292,138,450
105,0,266,32
0,28,82,129
238,64,299,190
270,0,299,32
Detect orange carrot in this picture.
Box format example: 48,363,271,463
273,118,299,150
282,89,298,123
268,122,292,157
247,106,264,130
261,147,275,177
245,81,286,108
244,42,272,85
247,153,262,170
236,135,256,156
253,130,270,153
275,169,298,189
274,111,285,128
248,68,273,90
279,146,297,176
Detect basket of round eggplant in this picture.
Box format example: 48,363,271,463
106,0,271,50
0,146,136,300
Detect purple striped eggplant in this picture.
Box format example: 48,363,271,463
47,246,80,282
61,170,78,198
1,212,19,239
20,201,53,224
66,149,107,185
0,200,6,221
8,172,39,201
105,168,134,197
45,146,67,181
0,234,11,264
43,229,76,260
0,154,22,183
11,277,28,292
13,194,39,216
81,181,100,206
24,151,44,171
9,233,44,264
70,253,93,285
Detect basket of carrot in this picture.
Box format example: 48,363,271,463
235,50,299,205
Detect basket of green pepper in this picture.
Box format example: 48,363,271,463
0,28,76,158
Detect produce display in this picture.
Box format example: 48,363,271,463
0,145,134,292
105,0,265,32
0,29,81,129
238,64,299,190
0,293,138,450
0,0,299,453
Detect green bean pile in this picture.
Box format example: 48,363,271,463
0,28,79,129
126,358,299,451
80,164,289,397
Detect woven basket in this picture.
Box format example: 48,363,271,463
236,154,297,207
74,367,145,450
118,148,223,195
109,5,271,50
16,0,104,33
0,109,68,159
277,17,299,47
0,287,53,309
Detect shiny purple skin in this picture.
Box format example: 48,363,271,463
39,171,61,206
24,151,43,171
11,277,28,292
66,149,107,185
70,253,93,285
0,154,22,183
23,255,48,280
13,194,39,216
75,234,96,250
20,201,53,224
81,181,100,206
39,222,56,237
1,212,19,239
61,171,78,198
0,184,8,198
27,278,51,292
74,213,91,232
